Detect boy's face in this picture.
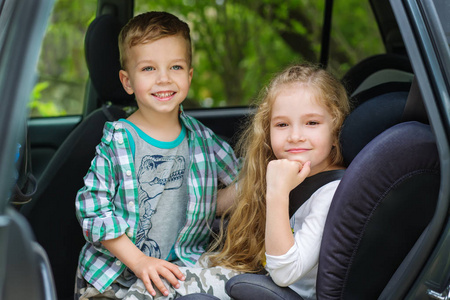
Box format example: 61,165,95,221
119,35,193,117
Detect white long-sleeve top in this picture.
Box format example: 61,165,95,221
265,180,340,300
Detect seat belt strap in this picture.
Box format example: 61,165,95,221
289,169,345,218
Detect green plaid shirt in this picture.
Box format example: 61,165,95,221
75,108,239,292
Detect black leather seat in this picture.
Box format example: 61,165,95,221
20,14,134,300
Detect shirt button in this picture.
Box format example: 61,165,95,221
115,260,121,266
128,201,134,207
127,231,133,238
118,139,124,145
126,170,132,176
114,124,120,130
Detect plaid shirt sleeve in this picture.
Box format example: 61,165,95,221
75,122,140,292
209,130,240,185
75,122,137,246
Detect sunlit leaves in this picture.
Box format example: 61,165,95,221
32,0,383,117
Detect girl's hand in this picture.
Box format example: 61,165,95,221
130,255,186,297
265,159,310,256
266,159,311,198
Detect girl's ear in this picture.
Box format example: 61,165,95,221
119,70,134,95
333,130,340,147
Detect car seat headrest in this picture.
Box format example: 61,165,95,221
342,53,413,97
84,14,135,106
340,90,408,166
350,81,411,109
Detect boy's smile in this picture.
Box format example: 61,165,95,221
119,35,193,118
152,91,176,100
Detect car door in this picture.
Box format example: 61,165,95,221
389,0,450,298
0,0,57,299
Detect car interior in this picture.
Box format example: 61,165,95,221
2,0,448,299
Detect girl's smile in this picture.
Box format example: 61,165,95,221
270,83,335,176
286,148,310,153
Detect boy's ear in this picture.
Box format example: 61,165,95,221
188,68,193,85
119,70,134,95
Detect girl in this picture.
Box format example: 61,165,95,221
208,63,350,299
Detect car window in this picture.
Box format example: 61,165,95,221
135,0,383,108
31,0,384,117
136,1,303,108
328,0,383,74
31,0,96,118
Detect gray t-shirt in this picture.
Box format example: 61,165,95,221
120,119,189,262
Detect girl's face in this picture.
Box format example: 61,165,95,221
269,84,335,176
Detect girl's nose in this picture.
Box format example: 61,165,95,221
288,130,306,142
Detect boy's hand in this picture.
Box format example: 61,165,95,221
266,159,311,198
101,235,185,297
131,255,185,297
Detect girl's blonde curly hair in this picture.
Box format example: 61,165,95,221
208,62,350,273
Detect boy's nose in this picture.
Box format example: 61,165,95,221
156,70,171,84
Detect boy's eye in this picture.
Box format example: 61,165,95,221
275,123,288,127
142,66,154,71
171,65,183,70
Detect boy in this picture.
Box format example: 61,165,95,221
75,11,239,299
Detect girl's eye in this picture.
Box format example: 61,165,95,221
276,123,288,127
171,65,183,70
307,121,319,126
142,66,154,71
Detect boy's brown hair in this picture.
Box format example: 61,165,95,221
118,11,192,70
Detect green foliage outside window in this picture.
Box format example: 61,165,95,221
31,0,382,117
31,0,96,117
